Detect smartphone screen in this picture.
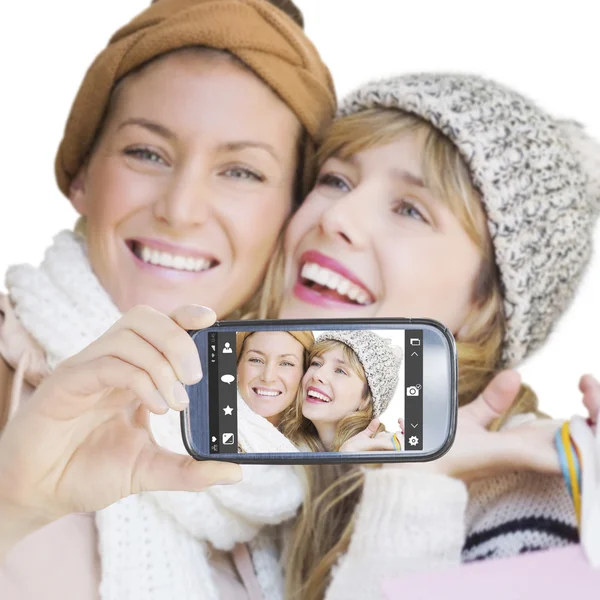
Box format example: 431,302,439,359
182,318,457,464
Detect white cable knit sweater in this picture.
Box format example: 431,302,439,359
5,231,580,600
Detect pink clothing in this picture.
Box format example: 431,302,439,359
0,294,254,600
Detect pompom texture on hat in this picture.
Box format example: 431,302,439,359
338,73,600,367
315,330,403,417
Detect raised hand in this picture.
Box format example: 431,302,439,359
388,370,599,483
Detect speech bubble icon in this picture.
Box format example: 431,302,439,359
221,374,235,384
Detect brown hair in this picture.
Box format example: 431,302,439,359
272,109,538,600
265,0,304,27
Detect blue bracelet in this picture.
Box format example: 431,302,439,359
554,427,573,500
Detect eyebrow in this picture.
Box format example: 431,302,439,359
114,123,279,164
390,168,426,189
220,141,280,165
345,156,425,188
247,350,299,359
117,118,176,140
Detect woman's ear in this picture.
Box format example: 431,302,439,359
68,167,89,216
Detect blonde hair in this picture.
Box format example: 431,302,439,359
276,108,539,600
279,339,384,451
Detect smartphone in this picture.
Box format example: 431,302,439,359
181,318,457,464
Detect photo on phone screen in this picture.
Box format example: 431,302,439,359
182,319,457,464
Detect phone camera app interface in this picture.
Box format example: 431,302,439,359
208,328,423,454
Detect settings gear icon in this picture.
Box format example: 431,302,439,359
408,435,419,447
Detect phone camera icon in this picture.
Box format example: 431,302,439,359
406,384,421,397
222,433,235,445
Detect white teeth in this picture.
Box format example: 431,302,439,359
254,388,280,397
337,278,350,295
313,266,329,286
301,262,371,305
325,272,341,290
308,390,331,402
173,256,186,270
136,243,212,272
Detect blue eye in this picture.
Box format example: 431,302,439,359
393,200,427,223
317,173,351,192
124,147,166,165
222,166,264,182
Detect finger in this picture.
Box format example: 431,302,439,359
53,356,171,416
398,417,405,433
91,304,212,385
132,446,242,493
68,329,188,411
366,418,381,437
579,374,600,424
461,369,521,427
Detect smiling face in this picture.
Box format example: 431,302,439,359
69,48,301,316
301,342,368,426
279,114,489,337
237,331,306,425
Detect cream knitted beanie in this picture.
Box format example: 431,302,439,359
338,73,600,367
315,330,402,417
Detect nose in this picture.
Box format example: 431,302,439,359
312,368,328,386
318,188,371,249
153,165,212,229
260,361,277,384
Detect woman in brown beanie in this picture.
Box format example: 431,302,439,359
236,330,314,426
0,1,335,598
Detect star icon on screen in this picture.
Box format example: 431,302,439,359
223,405,234,416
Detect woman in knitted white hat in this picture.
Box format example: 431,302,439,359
250,72,600,599
280,330,403,451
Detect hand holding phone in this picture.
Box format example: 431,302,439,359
182,317,458,464
0,304,242,559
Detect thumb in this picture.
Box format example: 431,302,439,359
362,418,381,437
133,446,242,494
461,370,521,427
579,374,600,425
169,304,217,331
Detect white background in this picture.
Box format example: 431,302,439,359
1,0,598,418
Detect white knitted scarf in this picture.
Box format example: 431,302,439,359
5,230,303,600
